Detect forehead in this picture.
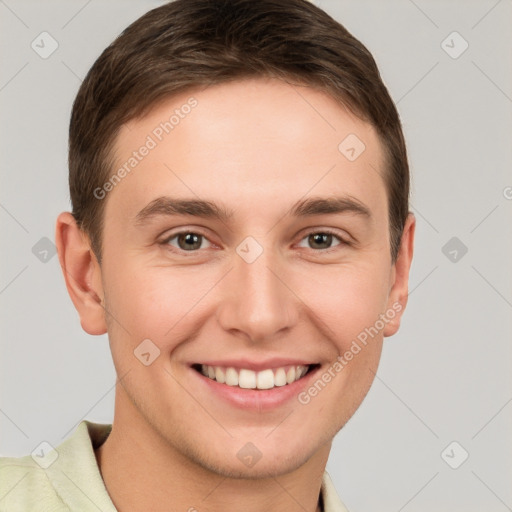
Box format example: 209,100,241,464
105,78,387,226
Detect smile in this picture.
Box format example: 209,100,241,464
193,364,317,390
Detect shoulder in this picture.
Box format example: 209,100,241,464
0,454,69,511
0,420,113,512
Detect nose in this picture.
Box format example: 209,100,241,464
216,243,299,343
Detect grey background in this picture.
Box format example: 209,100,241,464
1,0,511,510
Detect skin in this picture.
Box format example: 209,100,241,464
56,78,415,512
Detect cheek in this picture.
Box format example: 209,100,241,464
103,262,218,349
293,260,390,348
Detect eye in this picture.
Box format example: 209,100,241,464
162,231,213,252
160,229,348,255
297,230,346,251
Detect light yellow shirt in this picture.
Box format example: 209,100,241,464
0,421,349,511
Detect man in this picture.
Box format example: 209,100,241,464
0,0,414,510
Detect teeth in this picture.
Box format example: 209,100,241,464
239,369,257,389
215,367,225,384
199,364,310,389
256,369,274,390
225,367,238,386
274,368,287,386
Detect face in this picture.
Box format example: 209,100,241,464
89,78,411,477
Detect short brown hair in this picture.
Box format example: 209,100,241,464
69,0,409,263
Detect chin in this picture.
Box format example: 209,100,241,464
201,449,314,480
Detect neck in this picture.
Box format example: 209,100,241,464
95,389,329,512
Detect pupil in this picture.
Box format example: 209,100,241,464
310,233,331,249
179,233,201,250
177,233,333,251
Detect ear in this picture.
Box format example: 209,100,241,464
55,212,107,335
383,212,415,337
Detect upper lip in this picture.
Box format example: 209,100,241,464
191,358,317,372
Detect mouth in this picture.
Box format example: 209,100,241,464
191,363,320,390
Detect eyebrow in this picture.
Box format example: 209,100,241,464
134,195,371,225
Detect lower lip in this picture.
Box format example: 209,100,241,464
191,365,321,411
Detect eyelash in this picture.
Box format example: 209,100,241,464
159,229,349,255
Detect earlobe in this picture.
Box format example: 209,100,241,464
55,212,107,335
383,212,416,337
